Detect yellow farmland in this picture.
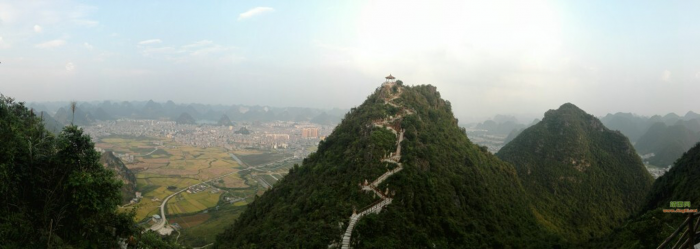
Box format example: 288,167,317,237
94,135,277,222
167,190,222,215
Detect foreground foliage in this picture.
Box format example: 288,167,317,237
0,95,181,248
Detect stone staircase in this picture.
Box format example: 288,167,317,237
337,84,413,249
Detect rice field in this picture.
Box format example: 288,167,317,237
95,134,299,235
166,190,222,215
95,135,247,221
169,213,211,229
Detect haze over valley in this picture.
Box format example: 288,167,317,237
2,1,700,248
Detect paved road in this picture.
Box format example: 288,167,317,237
149,170,239,234
150,153,293,234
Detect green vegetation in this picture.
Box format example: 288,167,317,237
0,95,178,248
178,204,248,247
496,103,654,244
215,84,562,248
600,142,700,248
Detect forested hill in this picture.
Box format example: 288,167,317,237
634,121,700,167
601,142,700,248
215,83,561,248
496,103,654,244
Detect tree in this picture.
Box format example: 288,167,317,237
0,95,138,248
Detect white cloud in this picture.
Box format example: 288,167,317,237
138,39,162,45
661,70,671,82
138,40,242,64
182,40,213,49
238,7,274,21
0,36,9,49
65,62,75,71
72,19,98,27
0,3,18,24
84,42,93,50
35,39,65,49
33,24,42,33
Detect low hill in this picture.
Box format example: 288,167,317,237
100,151,137,204
635,122,700,167
234,127,250,135
475,119,526,135
600,112,650,143
310,112,341,125
215,83,560,248
217,114,234,126
496,103,654,243
53,106,95,126
175,112,197,125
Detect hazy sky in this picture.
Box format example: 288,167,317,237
1,0,699,122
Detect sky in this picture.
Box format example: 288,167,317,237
1,0,699,123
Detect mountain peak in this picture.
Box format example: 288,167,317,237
497,103,653,242
542,103,607,135
216,81,556,248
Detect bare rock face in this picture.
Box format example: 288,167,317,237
100,151,137,204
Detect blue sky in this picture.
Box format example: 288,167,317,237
1,0,699,122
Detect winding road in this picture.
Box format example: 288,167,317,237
149,153,292,235
149,170,238,234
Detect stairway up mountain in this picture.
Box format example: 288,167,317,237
496,103,654,243
215,81,560,248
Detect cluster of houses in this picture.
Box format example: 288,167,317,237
129,191,143,204
186,184,209,194
224,196,246,204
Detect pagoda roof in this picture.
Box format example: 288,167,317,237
385,74,395,79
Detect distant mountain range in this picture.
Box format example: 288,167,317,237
25,100,348,128
634,120,700,167
600,111,700,143
600,112,700,167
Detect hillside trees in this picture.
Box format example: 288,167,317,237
0,95,136,247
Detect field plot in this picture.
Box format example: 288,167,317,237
215,174,249,189
166,190,222,215
96,134,298,228
133,198,163,220
169,213,211,229
178,199,249,247
237,151,293,166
